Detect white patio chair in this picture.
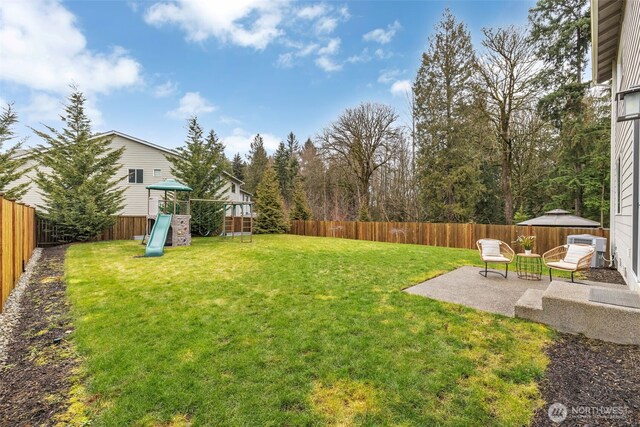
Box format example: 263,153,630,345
476,239,515,278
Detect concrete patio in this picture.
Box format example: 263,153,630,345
405,266,640,344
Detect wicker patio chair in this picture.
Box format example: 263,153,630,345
542,244,595,283
476,239,515,278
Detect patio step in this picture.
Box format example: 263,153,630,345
514,289,545,322
515,281,640,345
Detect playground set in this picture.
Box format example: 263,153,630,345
144,179,253,257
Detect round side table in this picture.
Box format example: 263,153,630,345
516,253,542,281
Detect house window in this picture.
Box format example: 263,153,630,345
153,168,161,177
231,183,236,193
617,156,621,214
129,168,144,184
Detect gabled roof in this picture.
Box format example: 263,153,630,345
591,0,624,83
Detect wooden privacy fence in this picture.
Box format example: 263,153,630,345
289,220,610,258
37,216,148,246
36,215,244,246
1,195,37,312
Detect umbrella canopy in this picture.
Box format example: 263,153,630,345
517,209,600,227
145,179,192,192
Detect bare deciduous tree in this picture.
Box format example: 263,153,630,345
317,102,401,219
476,25,540,223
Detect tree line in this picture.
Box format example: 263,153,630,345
0,0,610,240
253,0,608,226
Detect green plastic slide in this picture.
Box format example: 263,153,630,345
145,214,172,257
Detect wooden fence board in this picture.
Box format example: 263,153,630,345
289,220,611,258
0,196,36,312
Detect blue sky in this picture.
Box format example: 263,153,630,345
0,0,534,157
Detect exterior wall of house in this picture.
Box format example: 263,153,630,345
611,0,640,291
14,134,177,216
13,132,250,217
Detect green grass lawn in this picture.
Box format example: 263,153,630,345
66,235,553,426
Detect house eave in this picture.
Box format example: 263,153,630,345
591,0,624,83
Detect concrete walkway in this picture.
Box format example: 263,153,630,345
404,266,624,317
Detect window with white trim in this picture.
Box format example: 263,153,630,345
129,169,144,184
153,168,161,177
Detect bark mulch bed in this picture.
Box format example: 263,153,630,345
531,269,640,426
0,245,86,427
532,334,640,426
584,267,627,286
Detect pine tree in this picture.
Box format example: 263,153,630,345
254,166,288,234
413,9,484,222
245,134,269,195
232,152,246,181
32,89,125,241
0,103,30,199
290,176,312,221
168,117,228,236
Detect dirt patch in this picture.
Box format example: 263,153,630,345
532,334,640,426
584,268,627,285
0,245,86,426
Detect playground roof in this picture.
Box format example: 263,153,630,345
146,179,193,192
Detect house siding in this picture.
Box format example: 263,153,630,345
14,133,250,217
611,0,640,291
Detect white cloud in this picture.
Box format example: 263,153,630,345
315,56,342,72
219,115,242,126
153,80,178,98
222,127,280,157
346,48,372,64
363,20,401,44
144,0,285,50
167,92,217,119
276,52,294,68
315,17,337,34
390,80,412,97
23,93,61,122
378,69,402,84
318,38,340,56
0,0,142,95
374,48,393,60
297,4,328,20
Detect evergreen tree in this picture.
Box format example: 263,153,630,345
413,9,484,222
254,166,288,233
232,152,246,181
33,89,125,241
168,117,227,236
529,0,592,215
290,176,312,221
273,132,301,207
245,134,269,195
273,141,290,202
0,103,30,199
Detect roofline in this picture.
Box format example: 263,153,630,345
240,189,253,196
221,170,244,185
19,129,247,185
98,131,246,184
93,130,179,157
591,0,624,83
